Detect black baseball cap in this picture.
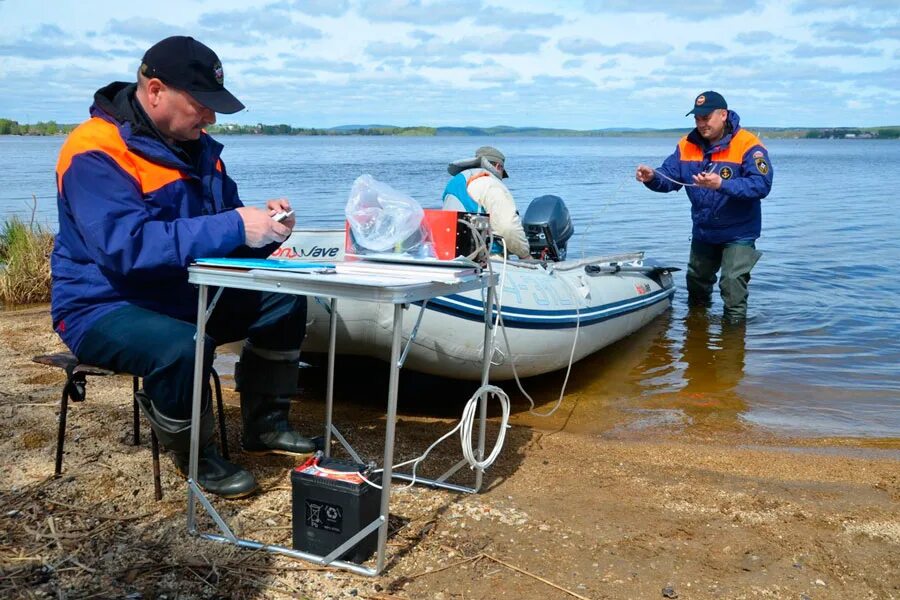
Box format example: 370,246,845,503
686,91,727,116
140,36,245,114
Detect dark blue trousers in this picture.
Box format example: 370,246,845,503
77,290,306,419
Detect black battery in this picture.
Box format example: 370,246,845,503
291,455,382,564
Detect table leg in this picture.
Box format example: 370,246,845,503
187,284,209,534
375,303,404,574
324,297,338,457
475,283,495,492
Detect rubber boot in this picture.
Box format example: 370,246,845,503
135,391,258,499
720,243,762,324
235,346,316,456
686,240,721,308
240,394,317,455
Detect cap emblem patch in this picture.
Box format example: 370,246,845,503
696,95,706,106
213,61,224,85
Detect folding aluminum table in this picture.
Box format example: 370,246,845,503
185,264,497,576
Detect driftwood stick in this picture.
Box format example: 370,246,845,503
482,553,593,600
403,552,485,580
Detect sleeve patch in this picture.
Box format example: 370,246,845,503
754,157,769,175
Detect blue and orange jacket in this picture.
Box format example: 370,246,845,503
51,82,277,354
644,110,773,244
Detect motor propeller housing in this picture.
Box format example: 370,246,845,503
523,195,574,261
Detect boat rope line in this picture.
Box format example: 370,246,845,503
370,238,513,492
580,175,627,261
371,238,670,486
511,270,584,418
652,163,717,188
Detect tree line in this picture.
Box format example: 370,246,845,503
206,124,437,136
803,127,900,139
0,119,74,136
2,117,898,139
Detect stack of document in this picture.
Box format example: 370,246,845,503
335,260,479,283
194,258,335,272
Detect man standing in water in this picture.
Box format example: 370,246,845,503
51,36,317,499
635,91,773,322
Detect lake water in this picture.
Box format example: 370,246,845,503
2,135,898,439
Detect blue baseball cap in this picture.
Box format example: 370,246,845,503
686,91,727,116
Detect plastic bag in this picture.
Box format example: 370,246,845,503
345,175,434,256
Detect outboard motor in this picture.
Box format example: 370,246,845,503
523,195,574,261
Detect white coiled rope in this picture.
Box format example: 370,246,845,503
363,384,511,490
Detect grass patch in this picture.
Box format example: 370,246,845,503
0,217,54,306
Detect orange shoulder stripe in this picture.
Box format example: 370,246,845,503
712,129,765,164
56,117,187,195
466,171,491,185
677,136,703,161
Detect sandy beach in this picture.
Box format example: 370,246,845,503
1,306,897,600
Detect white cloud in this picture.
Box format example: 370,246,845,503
359,0,482,25
792,44,883,58
811,21,900,44
0,0,897,128
197,7,323,44
286,0,351,17
478,6,564,30
104,18,189,44
793,0,898,12
366,33,548,60
558,39,673,57
685,42,726,53
581,0,764,20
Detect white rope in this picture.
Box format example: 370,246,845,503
360,230,512,491
581,176,626,260
368,384,511,490
651,163,717,188
495,286,581,418
490,239,582,418
357,218,584,490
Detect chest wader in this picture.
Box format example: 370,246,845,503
235,345,317,455
687,240,761,322
135,391,258,498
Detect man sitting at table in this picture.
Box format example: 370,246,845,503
50,36,316,498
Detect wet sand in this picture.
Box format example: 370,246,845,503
1,307,898,599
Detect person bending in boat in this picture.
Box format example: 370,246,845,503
443,146,531,258
51,36,317,499
635,91,773,323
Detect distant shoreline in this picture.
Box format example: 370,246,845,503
1,117,898,140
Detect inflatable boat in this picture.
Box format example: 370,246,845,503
274,196,676,380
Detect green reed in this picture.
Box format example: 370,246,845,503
0,216,54,306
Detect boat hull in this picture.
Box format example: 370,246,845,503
282,230,675,380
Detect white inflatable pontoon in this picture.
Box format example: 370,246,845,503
274,227,676,381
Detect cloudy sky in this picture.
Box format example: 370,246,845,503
0,0,897,129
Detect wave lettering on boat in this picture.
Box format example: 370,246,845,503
270,245,341,260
